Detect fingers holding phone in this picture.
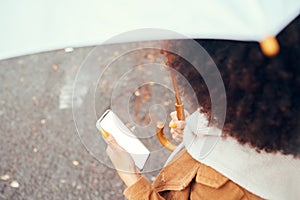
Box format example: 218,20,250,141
99,128,135,171
101,131,142,187
101,131,136,173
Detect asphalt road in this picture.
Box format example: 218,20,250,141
0,41,195,199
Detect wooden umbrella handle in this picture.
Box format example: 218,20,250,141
156,123,177,152
156,50,185,151
175,103,185,121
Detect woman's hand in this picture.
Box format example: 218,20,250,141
103,131,142,187
168,110,189,142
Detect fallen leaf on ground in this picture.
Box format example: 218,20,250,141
149,81,155,86
134,90,140,96
10,181,19,188
64,47,74,53
71,66,77,73
147,54,155,61
113,51,120,56
72,160,79,166
1,174,10,181
32,96,39,106
52,64,59,71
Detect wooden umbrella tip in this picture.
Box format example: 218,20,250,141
259,35,280,57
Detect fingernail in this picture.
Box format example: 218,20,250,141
100,128,110,138
169,122,177,128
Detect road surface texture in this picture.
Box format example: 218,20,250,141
0,41,195,199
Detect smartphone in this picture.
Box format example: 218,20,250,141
96,109,150,170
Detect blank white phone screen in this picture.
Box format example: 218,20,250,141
96,109,150,170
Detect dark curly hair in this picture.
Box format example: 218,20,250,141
169,16,300,157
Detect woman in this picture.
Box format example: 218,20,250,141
103,17,300,200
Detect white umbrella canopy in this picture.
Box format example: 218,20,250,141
0,0,299,60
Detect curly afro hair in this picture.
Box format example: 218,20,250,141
169,16,300,157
